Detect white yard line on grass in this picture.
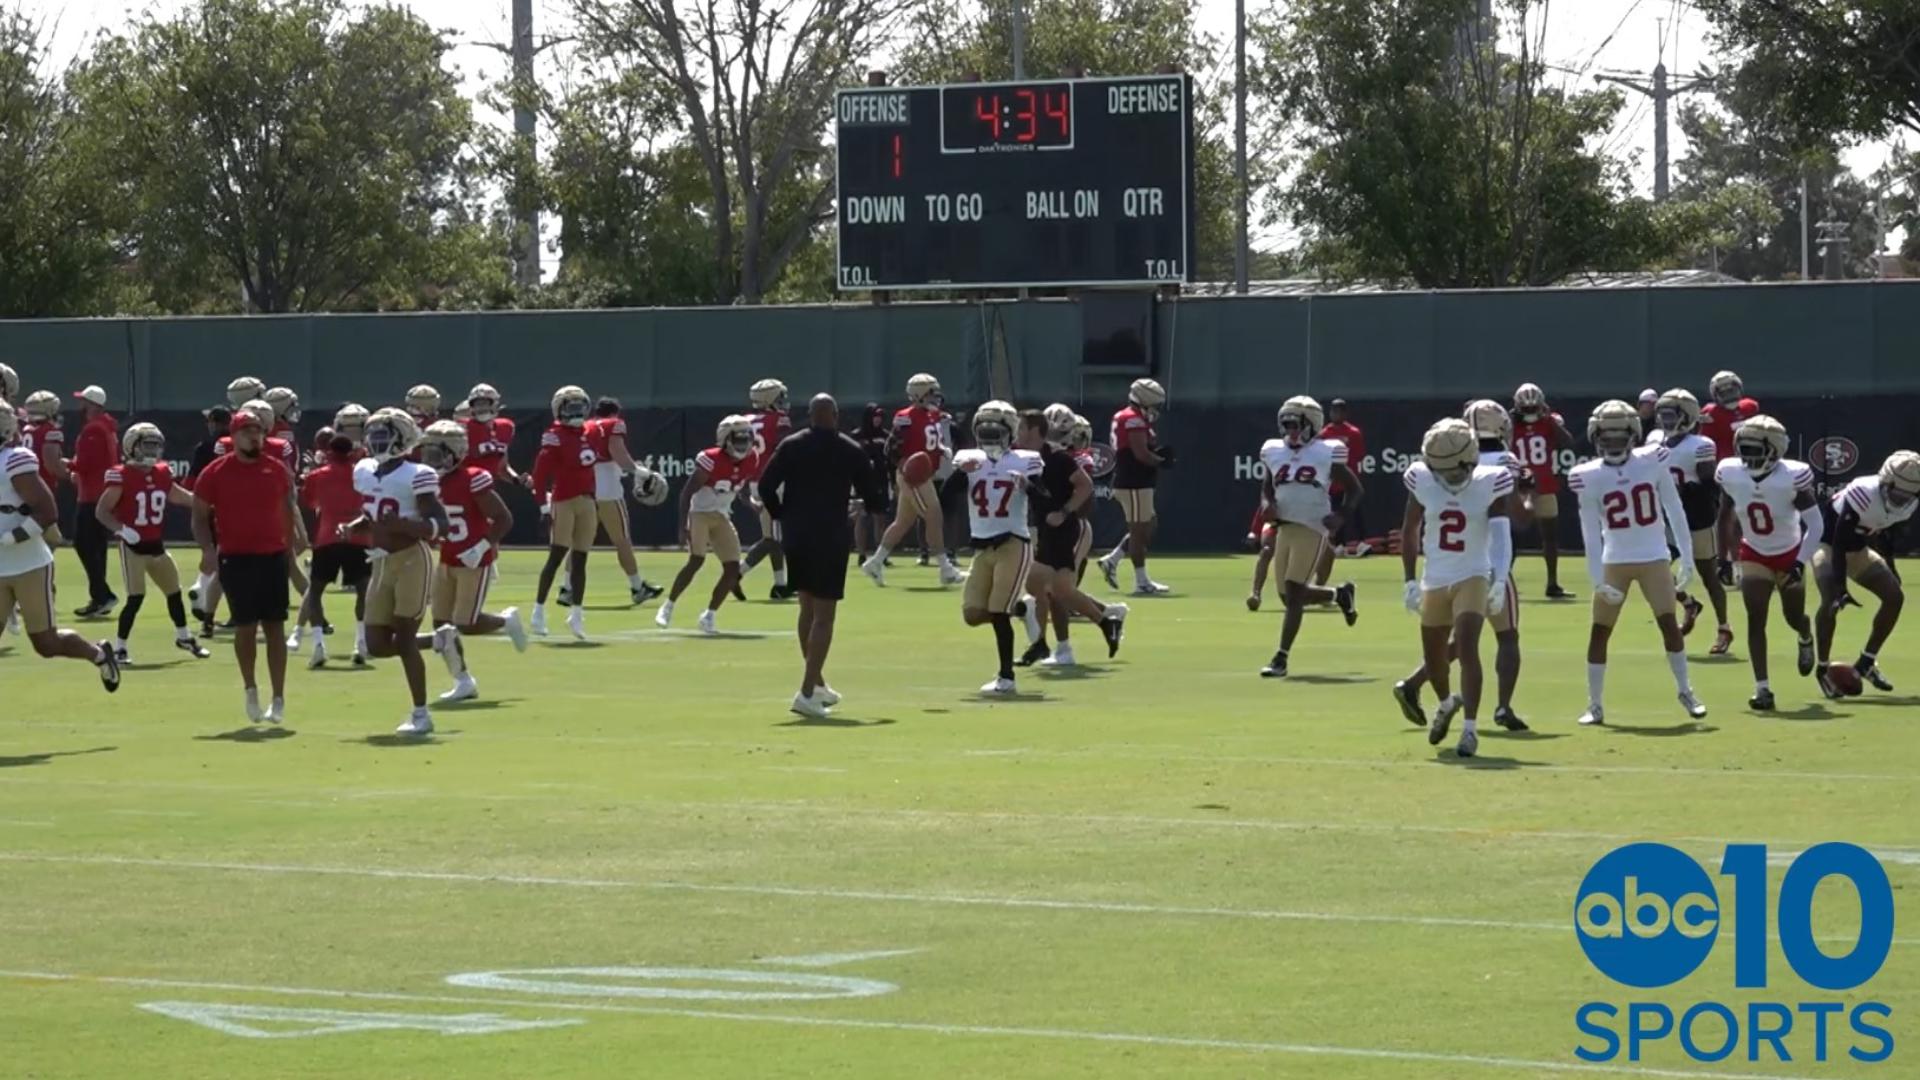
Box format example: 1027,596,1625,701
0,968,1838,1080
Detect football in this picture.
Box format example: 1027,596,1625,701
1827,663,1865,697
902,450,934,486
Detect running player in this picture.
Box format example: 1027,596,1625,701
740,378,795,599
657,415,758,633
417,421,527,703
954,402,1041,695
862,374,965,586
1648,389,1733,655
1020,406,1126,667
1813,451,1917,698
1400,418,1515,757
1714,415,1821,709
1098,378,1173,595
95,423,210,665
1257,396,1361,679
1566,400,1707,726
1511,383,1576,598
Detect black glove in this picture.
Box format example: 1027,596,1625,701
1785,561,1805,588
1156,445,1176,469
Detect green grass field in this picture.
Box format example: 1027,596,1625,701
2,547,1915,1079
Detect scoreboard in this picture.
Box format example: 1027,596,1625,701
834,74,1194,290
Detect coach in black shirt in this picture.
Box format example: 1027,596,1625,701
759,394,886,718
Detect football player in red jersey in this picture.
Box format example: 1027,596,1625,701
739,378,796,599
405,384,443,426
657,416,758,633
1510,382,1578,598
1097,378,1173,595
95,423,210,665
333,403,371,454
1699,369,1760,586
861,373,966,586
260,387,315,613
295,429,372,667
18,392,69,534
461,384,520,483
416,421,526,703
582,397,665,606
530,384,598,640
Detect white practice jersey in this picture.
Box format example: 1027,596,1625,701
1260,437,1348,535
1649,432,1717,486
354,457,440,523
1480,447,1524,481
958,448,1042,541
1715,458,1814,557
0,446,54,577
1568,444,1684,565
1404,461,1515,588
1834,476,1917,535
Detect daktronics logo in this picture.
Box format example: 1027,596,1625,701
1574,842,1895,1066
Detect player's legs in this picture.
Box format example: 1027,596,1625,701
1454,612,1487,720
879,469,929,551
1812,546,1843,665
707,561,741,611
287,559,308,599
364,547,431,707
1418,624,1453,702
1854,558,1904,670
667,554,706,602
596,500,640,579
1534,497,1564,593
1248,525,1276,609
1739,570,1776,686
1635,561,1699,710
5,567,107,667
534,545,569,603
796,593,837,698
113,547,148,652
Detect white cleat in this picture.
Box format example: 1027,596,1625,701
1578,705,1606,726
439,675,479,703
308,639,328,669
860,555,887,586
1457,728,1479,758
395,709,434,736
567,607,587,641
1039,642,1077,667
654,601,674,628
244,688,264,724
790,691,832,719
1132,580,1172,596
980,676,1018,696
501,607,529,653
1678,691,1708,719
697,610,718,636
265,697,285,725
816,685,842,707
114,647,133,668
530,607,549,637
1098,554,1121,590
1429,694,1462,746
939,564,968,586
286,627,303,650
1019,594,1041,644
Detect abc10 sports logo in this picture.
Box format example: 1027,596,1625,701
1574,842,1895,1066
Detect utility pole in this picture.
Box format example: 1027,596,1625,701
1596,35,1713,202
1233,0,1248,293
511,0,538,288
1010,0,1027,79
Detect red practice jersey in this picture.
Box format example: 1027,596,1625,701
583,415,625,462
439,466,500,568
103,462,176,544
301,459,370,549
749,407,791,460
464,417,516,478
1700,398,1761,460
217,434,298,474
532,423,597,502
1512,413,1566,495
23,421,63,489
891,404,948,466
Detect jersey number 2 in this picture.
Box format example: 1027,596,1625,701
1436,509,1467,552
971,479,1015,518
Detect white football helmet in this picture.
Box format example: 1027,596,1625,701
333,403,370,445
1129,378,1167,421
1656,388,1701,436
1277,395,1324,446
419,420,469,474
906,373,942,407
634,470,670,507
551,385,590,427
122,422,165,466
1068,414,1093,451
467,383,501,422
1463,399,1511,446
232,400,271,433
750,378,789,410
1422,418,1478,492
453,400,473,422
0,363,18,402
0,402,18,447
1734,415,1788,477
364,407,422,463
1879,450,1920,509
1587,400,1641,465
717,414,755,460
1043,403,1077,444
263,387,301,426
1709,370,1745,407
405,384,442,420
1512,383,1547,423
226,376,266,409
972,400,1018,460
23,390,59,422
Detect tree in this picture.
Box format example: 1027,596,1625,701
72,0,489,313
567,0,911,304
0,10,119,316
1259,0,1685,287
1691,0,1920,145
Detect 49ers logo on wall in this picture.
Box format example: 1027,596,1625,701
1808,436,1860,475
1085,443,1117,479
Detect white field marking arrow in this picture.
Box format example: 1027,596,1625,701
754,948,926,968
137,1001,582,1039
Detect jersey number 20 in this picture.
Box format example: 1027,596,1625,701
1601,484,1659,529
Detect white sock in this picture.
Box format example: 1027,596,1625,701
193,573,211,596
444,636,467,678
1667,650,1691,694
532,603,545,618
175,626,191,641
354,619,366,646
627,573,642,590
1756,678,1770,693
113,637,127,652
1134,564,1150,587
773,568,787,586
872,543,892,562
700,609,715,621
1463,717,1478,734
1105,540,1127,563
1587,663,1606,709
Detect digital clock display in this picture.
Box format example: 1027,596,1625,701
940,82,1075,152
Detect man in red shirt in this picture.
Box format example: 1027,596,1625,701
860,373,965,586
530,384,598,639
1313,398,1369,586
1096,378,1173,595
192,403,307,724
295,430,372,669
1699,369,1760,585
95,422,210,665
69,385,121,617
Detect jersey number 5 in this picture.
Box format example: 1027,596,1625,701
445,504,470,544
1601,484,1659,529
971,478,1015,518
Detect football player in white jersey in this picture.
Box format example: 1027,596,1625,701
0,403,121,691
1256,395,1361,678
954,401,1044,695
1814,450,1919,697
342,409,449,736
1566,400,1708,725
1400,419,1515,758
1649,389,1734,656
1394,400,1529,731
1714,416,1821,710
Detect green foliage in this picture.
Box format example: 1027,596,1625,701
1692,0,1920,145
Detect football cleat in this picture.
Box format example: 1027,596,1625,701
1132,580,1171,596
1392,680,1426,726
1749,688,1776,711
816,685,842,707
94,642,122,694
1862,663,1895,693
1710,626,1734,656
439,675,479,703
790,691,832,719
265,697,285,725
556,582,573,608
1679,691,1708,719
1245,592,1261,612
1259,651,1289,679
1817,667,1843,700
502,607,529,652
531,606,549,637
1545,584,1574,600
395,709,434,736
1019,594,1042,645
1016,640,1052,667
351,651,368,668
980,676,1018,696
1040,642,1077,668
567,607,587,641
860,554,887,586
113,645,132,667
1797,637,1815,677
1680,595,1703,636
633,582,664,605
654,601,674,628
175,636,211,661
1101,604,1128,657
1098,554,1120,591
697,610,717,636
244,687,264,723
287,626,304,650
731,580,748,602
308,638,328,669
1578,706,1606,726
1428,694,1462,746
1335,582,1358,626
1492,706,1528,732
939,564,969,587
1457,728,1479,759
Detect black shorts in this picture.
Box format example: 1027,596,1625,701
782,534,852,601
1036,524,1079,571
219,552,291,625
310,543,371,589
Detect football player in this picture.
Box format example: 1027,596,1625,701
657,415,758,633
1067,414,1098,581
582,397,665,606
862,374,965,587
1097,378,1173,595
461,384,519,484
1511,383,1577,598
1257,395,1361,679
333,403,371,451
218,398,298,474
1566,400,1706,726
297,429,371,667
1394,400,1529,731
1648,389,1733,655
529,385,596,640
953,402,1043,695
341,409,448,736
225,376,266,411
0,364,16,404
0,402,120,691
1813,450,1918,697
95,424,210,665
418,421,527,703
1019,406,1126,668
740,378,796,599
1400,418,1515,758
1700,370,1761,587
405,384,443,425
1714,415,1821,709
260,388,313,622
